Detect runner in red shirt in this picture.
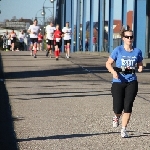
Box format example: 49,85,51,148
38,31,43,51
54,24,63,60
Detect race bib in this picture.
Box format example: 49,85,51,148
56,38,60,42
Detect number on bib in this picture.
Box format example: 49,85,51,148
56,38,60,42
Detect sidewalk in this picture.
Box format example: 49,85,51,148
75,51,150,68
0,51,150,150
0,53,18,150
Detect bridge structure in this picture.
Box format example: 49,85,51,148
54,0,150,58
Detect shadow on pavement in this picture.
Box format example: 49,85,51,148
4,66,109,80
17,132,119,142
14,93,112,101
17,131,150,142
0,53,18,150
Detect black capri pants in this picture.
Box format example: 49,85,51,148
11,37,16,44
30,38,38,44
47,39,54,46
55,42,62,48
111,80,138,114
64,39,71,45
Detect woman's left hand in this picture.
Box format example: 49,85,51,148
138,68,143,72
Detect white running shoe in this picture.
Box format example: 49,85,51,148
30,51,33,56
66,53,68,58
121,128,129,138
113,116,119,128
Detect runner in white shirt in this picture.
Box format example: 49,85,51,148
18,30,26,51
62,22,72,58
45,22,56,58
28,19,40,58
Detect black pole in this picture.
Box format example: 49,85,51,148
146,0,150,57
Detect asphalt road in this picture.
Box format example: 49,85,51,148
0,51,150,150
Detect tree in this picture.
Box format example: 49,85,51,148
19,17,24,22
11,16,17,22
4,19,9,22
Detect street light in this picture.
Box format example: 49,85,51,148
49,0,55,23
42,0,55,22
41,7,53,19
41,6,46,51
41,7,46,16
35,9,42,19
41,0,55,50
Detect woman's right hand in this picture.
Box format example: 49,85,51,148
112,71,118,79
31,32,36,34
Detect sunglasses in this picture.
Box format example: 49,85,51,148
124,35,133,39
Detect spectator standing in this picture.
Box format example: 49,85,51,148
10,29,17,51
2,31,9,51
93,36,97,52
85,38,89,51
7,36,11,51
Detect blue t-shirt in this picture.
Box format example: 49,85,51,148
110,45,143,83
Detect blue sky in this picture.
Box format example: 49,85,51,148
90,0,134,21
0,0,133,23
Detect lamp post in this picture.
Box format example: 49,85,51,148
50,0,55,23
0,0,1,14
40,0,55,50
42,0,55,22
41,6,46,50
35,9,43,19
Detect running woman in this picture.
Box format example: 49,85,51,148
54,24,62,60
62,22,72,58
106,26,143,138
10,29,17,51
28,19,40,58
45,22,56,58
37,31,43,51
